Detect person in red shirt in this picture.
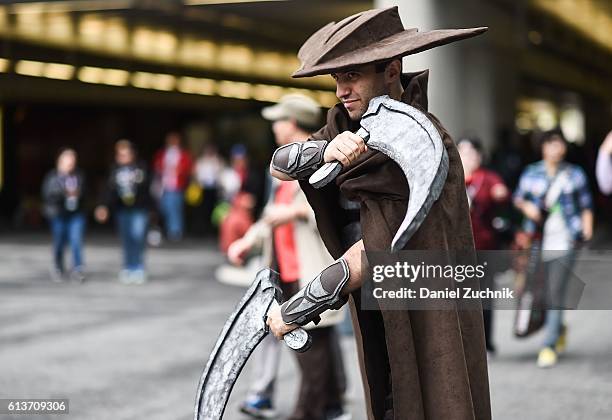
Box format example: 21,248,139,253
153,131,193,241
227,95,349,420
458,137,509,355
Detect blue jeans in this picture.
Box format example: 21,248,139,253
50,212,85,272
160,190,184,240
542,250,576,348
116,208,148,271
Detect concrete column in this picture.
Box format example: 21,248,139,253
375,0,519,155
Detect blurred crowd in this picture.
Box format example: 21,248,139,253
37,93,612,418
41,128,264,285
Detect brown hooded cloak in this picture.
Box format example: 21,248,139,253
298,70,492,420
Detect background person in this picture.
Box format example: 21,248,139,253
153,131,192,241
228,94,349,420
513,129,593,368
41,148,87,283
193,144,223,236
596,130,612,195
457,137,509,355
95,140,151,284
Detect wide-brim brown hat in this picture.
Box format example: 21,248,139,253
293,6,487,78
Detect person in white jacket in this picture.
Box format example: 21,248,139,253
227,94,350,420
596,131,612,195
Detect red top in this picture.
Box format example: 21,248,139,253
273,181,300,283
465,168,507,250
153,147,193,191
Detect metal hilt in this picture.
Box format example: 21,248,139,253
309,161,343,188
266,301,312,353
283,328,312,353
308,127,368,189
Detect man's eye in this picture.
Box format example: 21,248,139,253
347,72,359,80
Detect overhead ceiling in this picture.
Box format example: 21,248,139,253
531,0,612,53
0,0,372,105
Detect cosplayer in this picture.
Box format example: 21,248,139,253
266,7,492,420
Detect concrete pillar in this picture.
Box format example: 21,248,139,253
375,0,520,155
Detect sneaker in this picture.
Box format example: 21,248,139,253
537,347,558,368
239,396,277,419
130,269,147,285
555,325,567,355
70,268,86,284
118,269,132,285
49,268,64,283
326,408,352,420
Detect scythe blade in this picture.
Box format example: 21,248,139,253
309,95,448,252
194,269,311,420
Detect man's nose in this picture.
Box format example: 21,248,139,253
336,82,350,99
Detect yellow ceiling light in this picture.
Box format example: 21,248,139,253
46,12,73,42
132,27,155,58
218,44,253,73
104,18,128,53
131,71,176,91
15,7,44,38
151,74,176,91
0,7,7,30
184,0,285,4
177,76,217,95
0,58,9,72
11,0,131,13
531,0,612,52
133,28,178,61
43,62,74,80
15,60,45,77
78,66,103,83
253,52,285,77
131,71,155,88
78,66,130,86
179,39,217,67
251,84,285,102
154,31,178,60
217,80,251,99
79,14,105,46
102,68,130,86
177,76,198,94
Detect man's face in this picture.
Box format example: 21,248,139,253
542,136,567,164
332,64,386,121
116,147,134,165
57,151,76,174
272,119,298,146
457,142,482,173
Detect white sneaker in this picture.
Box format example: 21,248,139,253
118,270,132,285
130,269,147,285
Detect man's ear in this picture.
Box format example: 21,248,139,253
385,59,402,83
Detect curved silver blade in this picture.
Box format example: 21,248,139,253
193,269,278,420
360,95,449,252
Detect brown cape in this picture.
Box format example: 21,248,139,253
298,70,492,420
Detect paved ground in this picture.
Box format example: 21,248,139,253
0,234,611,420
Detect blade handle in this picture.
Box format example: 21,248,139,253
283,328,312,353
309,161,343,188
267,301,312,353
308,127,368,189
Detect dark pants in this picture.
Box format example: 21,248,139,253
50,212,85,272
289,327,345,420
542,251,576,348
116,208,148,270
278,281,346,420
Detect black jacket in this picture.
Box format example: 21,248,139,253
103,161,151,210
41,169,86,219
